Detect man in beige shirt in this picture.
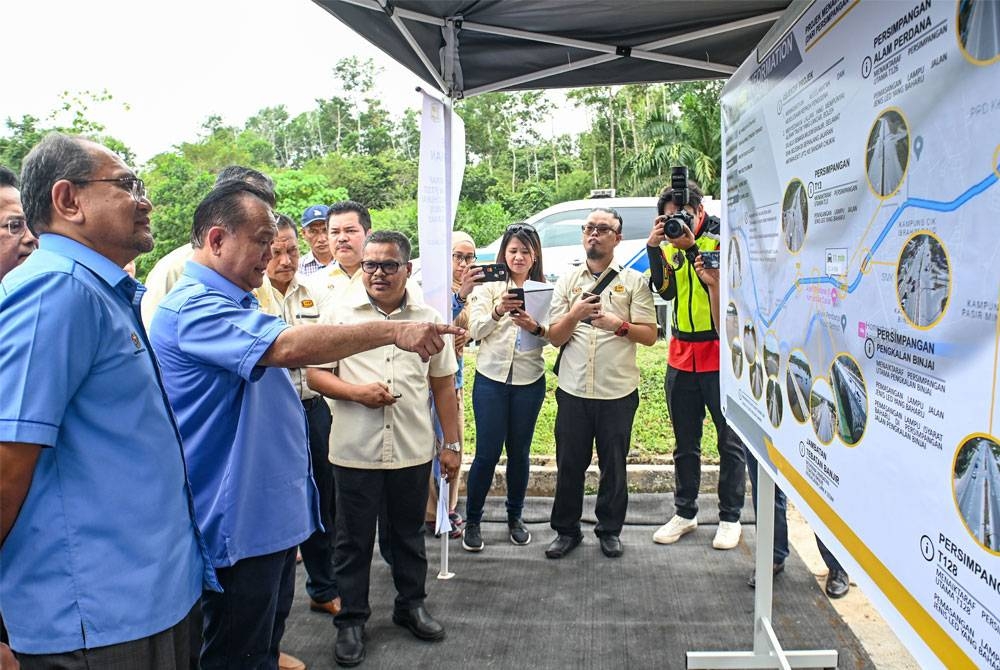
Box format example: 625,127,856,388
303,200,371,314
545,208,658,560
306,230,461,667
255,215,342,626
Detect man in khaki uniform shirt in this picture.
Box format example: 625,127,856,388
545,208,658,560
255,216,341,627
306,231,460,667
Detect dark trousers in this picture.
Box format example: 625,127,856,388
550,388,639,538
745,447,844,572
465,373,546,524
745,446,790,563
17,605,196,670
299,397,337,604
200,548,297,670
665,366,746,522
332,462,432,628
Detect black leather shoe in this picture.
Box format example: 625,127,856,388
334,625,365,667
599,535,623,558
747,561,785,588
392,605,445,641
825,568,850,598
545,533,582,559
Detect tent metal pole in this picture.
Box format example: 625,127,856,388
465,54,618,97
642,11,785,49
375,0,449,93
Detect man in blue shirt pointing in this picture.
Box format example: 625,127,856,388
0,133,217,666
150,180,463,669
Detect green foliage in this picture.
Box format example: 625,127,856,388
454,200,510,246
272,170,348,221
369,201,419,255
140,153,215,278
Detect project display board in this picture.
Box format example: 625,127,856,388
720,1,999,667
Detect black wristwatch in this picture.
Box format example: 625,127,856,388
531,323,544,337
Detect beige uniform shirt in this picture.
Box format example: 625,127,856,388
467,281,546,385
303,262,359,316
140,243,193,328
319,285,458,469
254,274,321,400
549,263,656,400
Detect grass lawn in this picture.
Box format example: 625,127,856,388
460,339,720,460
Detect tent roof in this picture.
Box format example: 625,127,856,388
313,0,796,98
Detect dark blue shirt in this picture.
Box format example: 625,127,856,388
150,261,321,567
0,235,215,653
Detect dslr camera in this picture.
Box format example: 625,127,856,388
662,166,693,239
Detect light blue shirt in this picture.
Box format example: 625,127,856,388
150,261,321,568
0,234,215,654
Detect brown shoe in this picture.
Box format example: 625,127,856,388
278,651,306,670
310,596,342,616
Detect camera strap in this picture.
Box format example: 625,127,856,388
553,269,619,375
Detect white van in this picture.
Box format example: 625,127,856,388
476,195,720,281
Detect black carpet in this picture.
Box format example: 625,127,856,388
283,494,871,669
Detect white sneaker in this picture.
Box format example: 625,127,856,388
652,515,698,544
712,520,742,549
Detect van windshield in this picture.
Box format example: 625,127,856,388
533,206,658,243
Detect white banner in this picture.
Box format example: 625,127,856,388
418,91,466,322
721,2,1000,668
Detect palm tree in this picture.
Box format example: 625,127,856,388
625,81,723,197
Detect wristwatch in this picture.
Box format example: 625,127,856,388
614,321,631,337
442,441,462,454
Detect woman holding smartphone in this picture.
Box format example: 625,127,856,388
462,223,548,552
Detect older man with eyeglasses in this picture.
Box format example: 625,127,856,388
0,166,37,280
1,134,217,667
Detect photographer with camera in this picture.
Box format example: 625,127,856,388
646,169,746,551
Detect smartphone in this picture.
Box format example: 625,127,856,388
700,250,721,270
508,287,525,314
580,291,601,324
474,263,508,282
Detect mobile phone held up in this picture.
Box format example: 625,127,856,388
474,263,508,282
700,250,720,270
579,291,601,324
508,287,525,314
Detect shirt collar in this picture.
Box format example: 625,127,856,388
347,282,411,316
182,260,256,306
40,233,131,290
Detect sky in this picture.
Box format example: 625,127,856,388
3,0,582,164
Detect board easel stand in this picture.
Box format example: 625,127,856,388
687,464,838,669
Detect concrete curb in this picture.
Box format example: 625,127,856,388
456,460,732,497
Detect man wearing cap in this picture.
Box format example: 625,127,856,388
299,204,332,276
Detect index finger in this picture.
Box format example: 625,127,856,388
437,324,466,336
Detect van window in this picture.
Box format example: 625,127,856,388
533,206,657,243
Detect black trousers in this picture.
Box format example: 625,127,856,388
332,462,432,628
299,397,337,604
17,605,196,670
550,388,639,538
665,366,746,522
200,548,297,670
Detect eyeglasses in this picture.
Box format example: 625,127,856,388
361,260,403,275
506,223,537,235
71,176,147,203
452,253,477,264
582,224,620,236
2,217,27,236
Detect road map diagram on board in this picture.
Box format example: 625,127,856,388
720,1,1000,668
